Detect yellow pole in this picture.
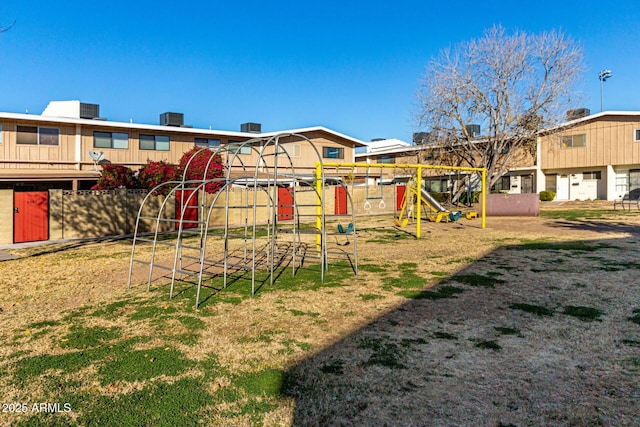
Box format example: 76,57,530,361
416,166,422,238
481,169,486,229
319,162,487,233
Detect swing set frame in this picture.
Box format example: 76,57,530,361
316,162,487,238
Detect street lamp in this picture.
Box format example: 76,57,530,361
598,69,612,112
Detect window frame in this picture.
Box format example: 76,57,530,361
227,140,252,155
377,155,396,164
582,171,602,180
424,178,449,193
276,144,301,158
634,129,640,142
0,123,3,145
322,146,344,159
559,134,586,148
16,125,60,146
94,131,129,149
139,134,170,151
195,137,221,149
491,176,512,192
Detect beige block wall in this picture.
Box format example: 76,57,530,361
51,190,175,239
4,184,401,245
0,190,13,244
49,190,64,240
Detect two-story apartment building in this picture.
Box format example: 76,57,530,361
355,136,537,194
536,111,640,201
0,100,366,191
357,112,640,201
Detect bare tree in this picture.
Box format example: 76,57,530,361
0,20,15,33
416,25,584,189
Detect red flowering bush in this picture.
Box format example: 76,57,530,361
179,147,225,194
92,164,137,190
137,160,182,196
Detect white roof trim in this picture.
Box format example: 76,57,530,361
542,110,640,133
0,112,367,146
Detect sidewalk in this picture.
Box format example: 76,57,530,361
0,250,18,261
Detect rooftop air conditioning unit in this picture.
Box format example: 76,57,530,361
465,124,481,137
241,122,261,133
160,112,184,127
79,103,100,119
566,108,590,121
413,132,428,144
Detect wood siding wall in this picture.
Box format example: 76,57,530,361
540,116,640,169
0,120,356,177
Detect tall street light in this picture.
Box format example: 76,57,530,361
599,69,612,112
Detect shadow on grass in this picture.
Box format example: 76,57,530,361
280,232,640,426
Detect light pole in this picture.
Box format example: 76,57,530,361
598,69,612,112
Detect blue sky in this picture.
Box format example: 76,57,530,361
1,1,639,143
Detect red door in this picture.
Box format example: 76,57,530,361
277,187,294,221
175,190,198,230
396,185,406,211
14,191,49,243
335,186,347,215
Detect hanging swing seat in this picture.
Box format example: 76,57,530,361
465,211,478,220
337,222,354,234
448,211,462,222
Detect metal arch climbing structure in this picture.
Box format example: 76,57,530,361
127,133,358,308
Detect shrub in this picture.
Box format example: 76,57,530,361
138,160,182,195
539,190,556,201
458,190,480,204
179,147,225,194
92,164,137,190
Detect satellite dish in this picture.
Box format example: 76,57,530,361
88,151,105,172
89,151,105,162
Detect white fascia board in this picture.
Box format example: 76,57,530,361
259,126,368,147
0,112,253,137
355,144,425,157
0,113,367,145
541,111,640,133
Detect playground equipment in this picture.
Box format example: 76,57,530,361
363,167,386,210
318,162,486,238
394,176,477,225
127,134,358,308
395,176,448,225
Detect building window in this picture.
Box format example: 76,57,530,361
559,134,586,148
377,155,395,164
424,178,449,193
140,134,170,151
195,138,221,149
0,124,2,144
616,171,629,194
492,176,511,192
630,170,640,192
277,144,301,158
16,125,59,146
94,132,129,149
227,141,252,155
583,171,601,180
323,146,344,159
635,129,640,142
545,174,557,193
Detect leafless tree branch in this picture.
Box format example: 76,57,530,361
0,20,16,33
416,25,584,189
